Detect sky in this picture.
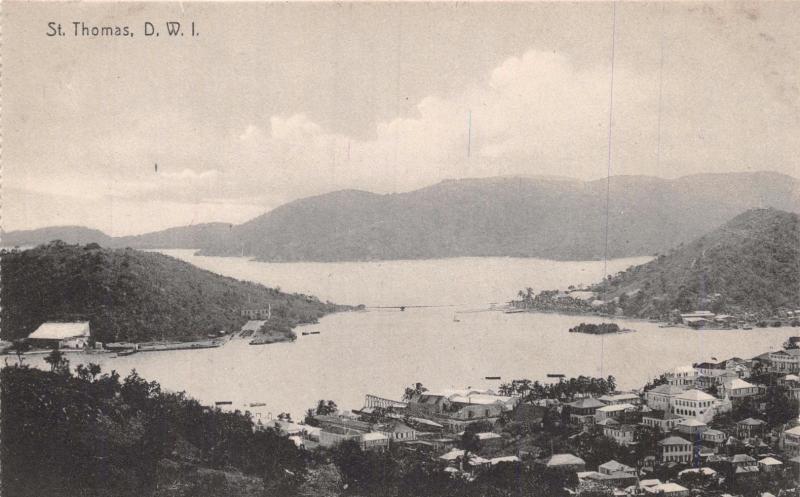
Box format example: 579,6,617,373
4,2,799,235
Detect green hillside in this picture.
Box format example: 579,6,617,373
0,241,347,343
595,208,800,317
1,364,305,497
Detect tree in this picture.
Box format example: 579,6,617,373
402,382,428,401
9,339,30,364
315,399,338,416
43,348,69,374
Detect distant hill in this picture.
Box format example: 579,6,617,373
4,172,799,261
0,242,346,343
1,226,114,247
593,208,800,317
115,222,235,249
200,171,800,261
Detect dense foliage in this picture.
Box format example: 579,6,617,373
0,241,347,342
498,376,617,400
1,364,306,497
568,323,621,334
595,208,800,317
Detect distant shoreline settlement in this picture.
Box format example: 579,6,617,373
511,287,800,331
0,305,330,357
238,337,800,496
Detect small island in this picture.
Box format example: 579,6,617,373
568,322,633,335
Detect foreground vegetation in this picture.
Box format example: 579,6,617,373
0,241,348,343
1,361,306,497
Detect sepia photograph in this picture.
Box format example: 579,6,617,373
1,1,799,496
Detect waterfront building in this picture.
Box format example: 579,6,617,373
27,321,91,349
658,436,693,464
670,389,717,423
406,390,511,432
769,349,800,374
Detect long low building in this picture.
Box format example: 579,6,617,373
27,321,91,349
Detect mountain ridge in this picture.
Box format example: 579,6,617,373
4,171,798,262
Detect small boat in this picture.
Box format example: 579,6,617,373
302,332,310,336
546,373,565,378
743,325,753,330
453,314,461,322
215,401,233,406
485,376,501,380
504,308,525,314
310,331,321,335
118,349,137,356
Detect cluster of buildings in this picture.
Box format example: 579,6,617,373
235,338,800,495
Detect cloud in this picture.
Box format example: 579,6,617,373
226,49,640,196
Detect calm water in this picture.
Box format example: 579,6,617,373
22,251,793,419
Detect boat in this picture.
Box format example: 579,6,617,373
215,401,233,406
742,325,753,330
546,373,565,378
453,314,461,322
485,376,501,380
117,349,137,356
310,331,320,335
504,308,525,314
302,332,310,336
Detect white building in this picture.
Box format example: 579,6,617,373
670,389,717,423
666,366,697,389
27,321,91,349
645,384,686,411
719,378,759,399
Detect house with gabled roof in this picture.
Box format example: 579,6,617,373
659,436,693,464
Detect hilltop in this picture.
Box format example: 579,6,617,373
0,242,347,343
592,208,800,317
4,172,799,262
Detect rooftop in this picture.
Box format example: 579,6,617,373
659,436,691,446
674,389,716,401
597,403,635,412
28,321,90,340
758,457,783,466
647,384,686,396
547,453,586,467
568,397,606,409
737,417,766,426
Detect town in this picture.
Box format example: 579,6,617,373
240,338,800,497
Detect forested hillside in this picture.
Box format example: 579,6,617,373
595,209,800,317
1,364,306,497
0,241,346,343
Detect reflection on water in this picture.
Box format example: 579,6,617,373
21,252,792,418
